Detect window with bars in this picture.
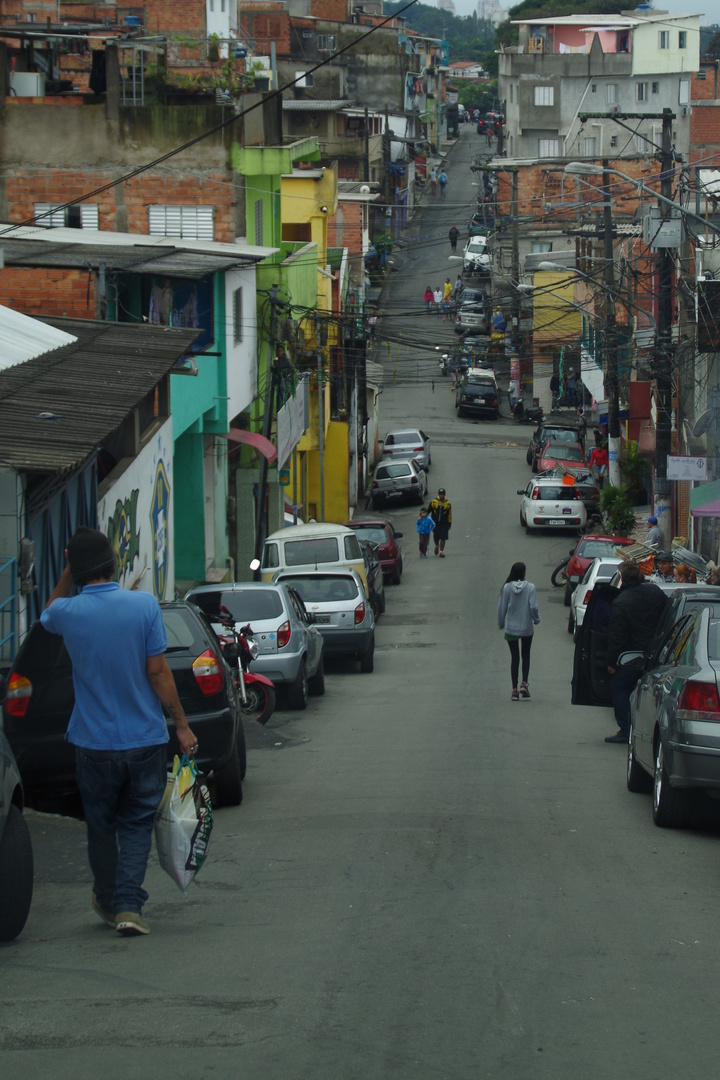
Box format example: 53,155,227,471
34,203,99,228
254,199,263,246
147,205,214,240
533,85,554,106
538,138,559,157
317,34,336,51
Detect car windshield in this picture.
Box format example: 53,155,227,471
189,588,284,621
285,537,340,566
536,486,573,500
351,526,388,544
545,445,584,462
386,431,419,445
577,540,620,558
545,428,580,444
279,575,359,602
376,464,411,479
467,239,487,253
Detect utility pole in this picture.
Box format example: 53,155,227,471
510,168,521,380
315,310,325,521
655,108,674,491
602,160,621,487
253,285,278,574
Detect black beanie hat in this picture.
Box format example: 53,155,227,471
67,527,115,583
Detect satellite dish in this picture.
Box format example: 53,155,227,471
692,409,713,438
360,184,370,193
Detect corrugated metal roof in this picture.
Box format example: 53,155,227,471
282,99,350,111
0,317,201,473
0,304,77,369
0,225,277,279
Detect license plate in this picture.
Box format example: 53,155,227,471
548,519,565,526
314,614,331,624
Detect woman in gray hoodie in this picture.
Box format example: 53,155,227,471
497,562,541,700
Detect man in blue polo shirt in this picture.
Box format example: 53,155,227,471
42,527,197,936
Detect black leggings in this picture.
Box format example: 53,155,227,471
507,636,533,688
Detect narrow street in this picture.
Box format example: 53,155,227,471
4,128,720,1080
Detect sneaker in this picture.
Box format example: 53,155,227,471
604,730,628,744
115,911,150,936
92,893,115,929
434,545,439,555
519,682,530,698
511,689,520,701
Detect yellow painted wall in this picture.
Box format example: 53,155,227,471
532,271,582,345
303,420,349,523
281,168,338,313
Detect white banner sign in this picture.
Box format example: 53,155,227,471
668,456,707,480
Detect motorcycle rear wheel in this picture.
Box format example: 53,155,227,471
241,682,276,726
551,562,569,588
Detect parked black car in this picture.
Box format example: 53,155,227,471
2,602,246,808
456,374,500,419
0,723,34,941
527,421,585,472
359,538,386,619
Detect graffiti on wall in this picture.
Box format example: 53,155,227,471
151,460,170,600
107,490,140,584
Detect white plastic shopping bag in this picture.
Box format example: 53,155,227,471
154,755,213,893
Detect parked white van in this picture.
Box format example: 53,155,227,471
261,522,367,590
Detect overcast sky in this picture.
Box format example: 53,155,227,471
447,1,715,24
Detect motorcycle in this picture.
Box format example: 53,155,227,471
216,606,276,725
438,353,450,377
551,551,573,588
513,398,544,425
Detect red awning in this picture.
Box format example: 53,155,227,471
221,428,277,463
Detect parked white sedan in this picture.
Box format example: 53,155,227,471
381,428,431,471
517,476,587,534
568,556,624,639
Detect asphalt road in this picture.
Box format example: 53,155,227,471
3,128,720,1079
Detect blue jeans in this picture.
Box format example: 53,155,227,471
609,664,642,732
76,744,167,914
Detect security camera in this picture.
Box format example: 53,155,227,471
320,205,328,213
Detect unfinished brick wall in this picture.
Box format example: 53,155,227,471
327,201,363,256
0,266,95,317
5,168,236,242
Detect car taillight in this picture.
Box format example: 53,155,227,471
492,397,498,406
411,475,419,484
192,650,224,696
583,590,593,605
677,681,720,714
354,602,366,625
531,487,540,500
413,446,424,452
277,620,291,648
5,673,32,718
568,559,581,576
372,480,379,488
382,448,391,455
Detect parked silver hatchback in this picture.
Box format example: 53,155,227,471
273,569,376,673
184,582,324,710
371,458,428,510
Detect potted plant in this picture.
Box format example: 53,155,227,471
599,485,637,537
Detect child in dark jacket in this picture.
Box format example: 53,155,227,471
416,507,435,557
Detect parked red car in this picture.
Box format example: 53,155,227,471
344,517,403,585
537,440,585,474
564,534,635,606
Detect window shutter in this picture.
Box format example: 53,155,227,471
34,203,65,227
148,205,214,239
80,204,99,229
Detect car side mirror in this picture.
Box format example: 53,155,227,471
617,650,645,668
517,490,525,496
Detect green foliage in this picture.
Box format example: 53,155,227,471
508,0,628,17
620,439,649,491
383,2,495,56
704,28,720,59
456,79,499,113
599,485,637,535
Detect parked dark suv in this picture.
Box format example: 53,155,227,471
2,602,246,808
527,421,585,472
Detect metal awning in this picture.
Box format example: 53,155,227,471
221,428,278,462
0,317,201,473
690,479,720,517
0,303,77,369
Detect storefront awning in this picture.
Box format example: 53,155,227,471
690,478,720,517
222,429,277,463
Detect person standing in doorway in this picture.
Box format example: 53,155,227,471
438,170,448,196
448,225,460,253
429,488,452,557
497,561,541,701
41,528,198,936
